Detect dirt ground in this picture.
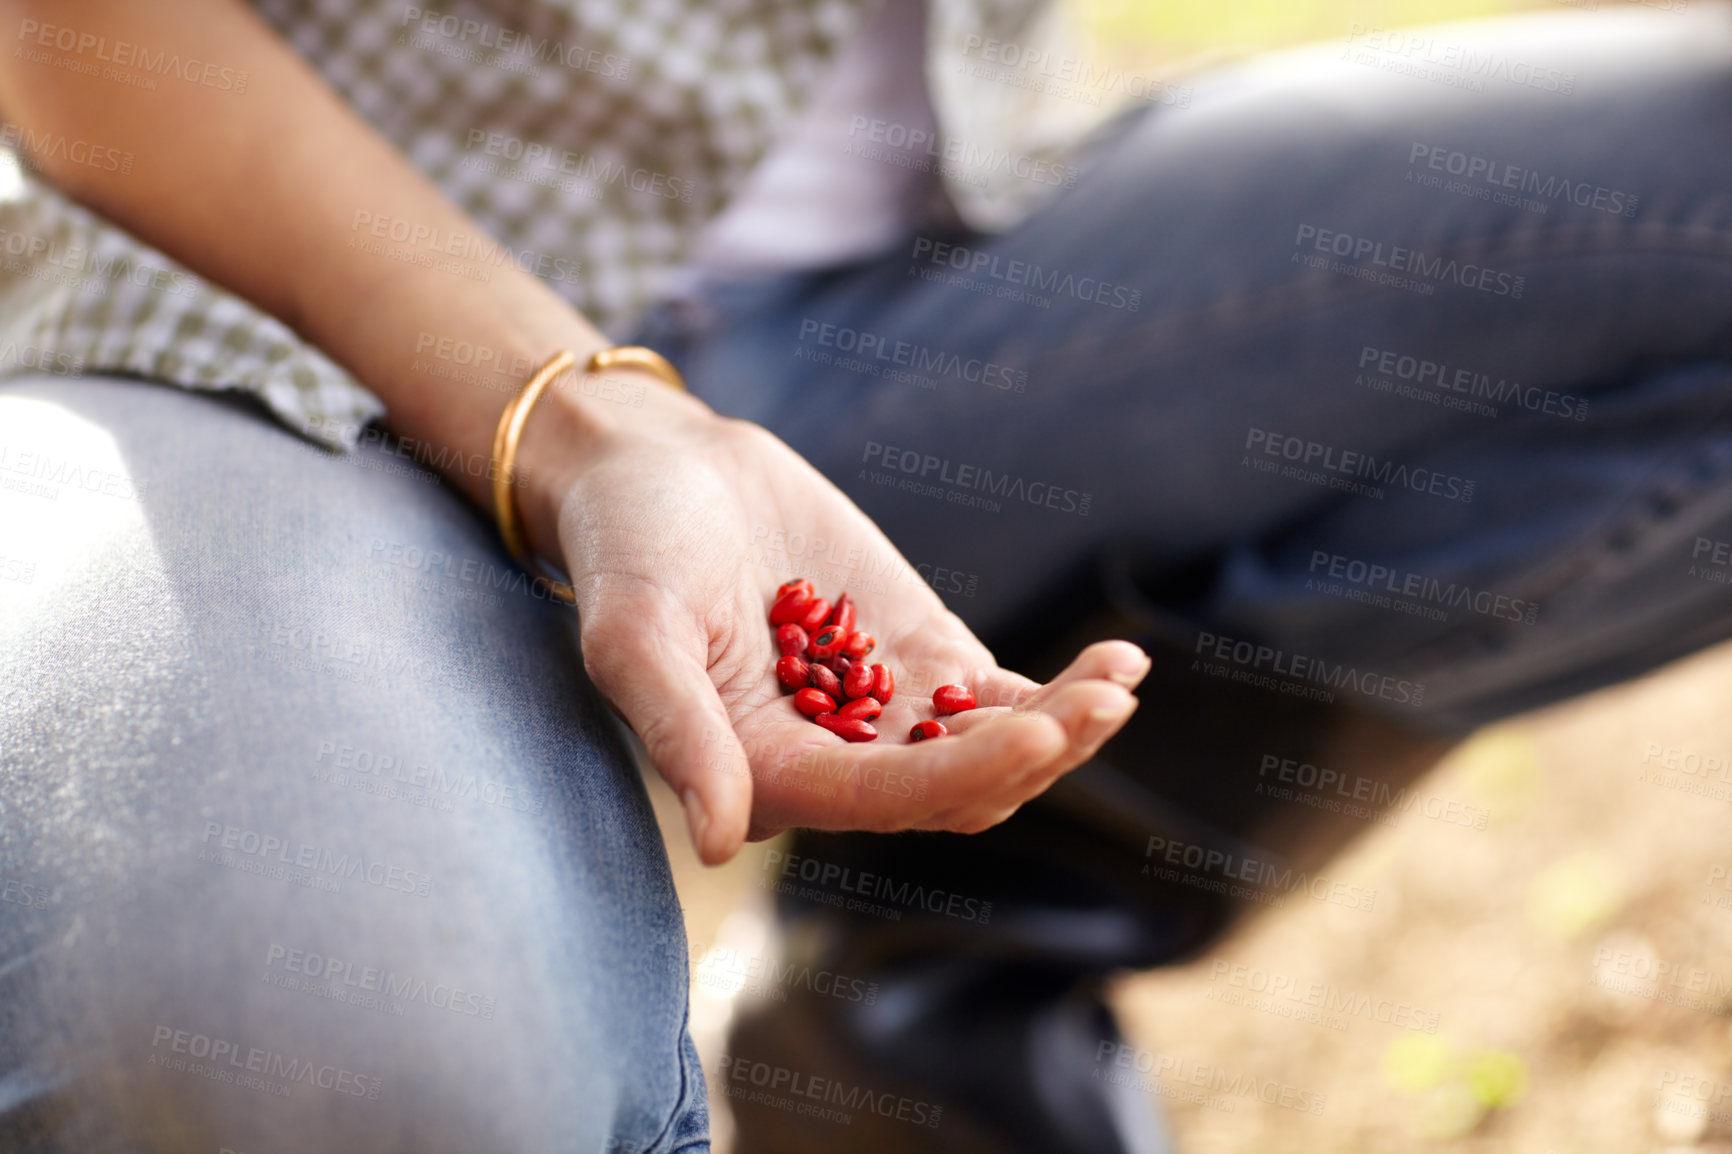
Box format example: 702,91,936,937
648,636,1732,1151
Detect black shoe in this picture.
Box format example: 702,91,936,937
726,953,1173,1154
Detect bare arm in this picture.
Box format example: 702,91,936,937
0,0,672,553
0,0,1148,864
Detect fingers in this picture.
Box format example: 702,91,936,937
582,605,752,866
1021,639,1150,705
750,640,1147,834
969,639,1149,711
949,676,1135,765
891,675,1136,831
747,675,1138,836
844,710,1071,832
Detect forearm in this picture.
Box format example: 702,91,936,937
0,0,698,556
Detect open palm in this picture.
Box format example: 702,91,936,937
556,413,1146,864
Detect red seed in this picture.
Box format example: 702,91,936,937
909,720,947,742
842,661,875,699
808,663,844,701
839,696,881,722
827,592,857,636
823,654,853,677
841,631,876,661
769,586,814,626
798,597,832,633
869,664,894,704
775,655,811,692
794,688,837,717
933,685,976,715
775,623,809,657
776,578,814,601
815,713,877,742
807,624,847,661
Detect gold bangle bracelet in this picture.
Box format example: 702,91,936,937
490,346,688,605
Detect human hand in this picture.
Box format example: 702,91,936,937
520,373,1148,864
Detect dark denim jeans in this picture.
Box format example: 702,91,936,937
639,4,1732,735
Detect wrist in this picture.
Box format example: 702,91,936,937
512,354,717,579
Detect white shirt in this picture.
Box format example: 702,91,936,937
689,0,938,276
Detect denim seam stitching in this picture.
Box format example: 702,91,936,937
640,998,707,1154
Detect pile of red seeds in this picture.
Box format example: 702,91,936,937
768,578,977,743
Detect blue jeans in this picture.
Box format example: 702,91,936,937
5,7,1732,1153
0,382,708,1153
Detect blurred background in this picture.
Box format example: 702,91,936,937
649,2,1729,1151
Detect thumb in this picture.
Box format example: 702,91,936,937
581,607,752,865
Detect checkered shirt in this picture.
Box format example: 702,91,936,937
0,0,1126,450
